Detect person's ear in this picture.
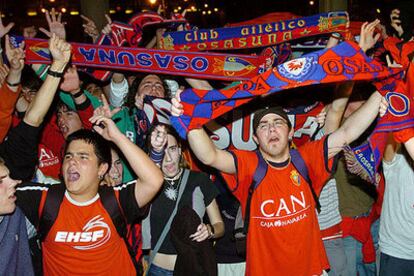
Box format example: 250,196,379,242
98,163,109,179
288,127,294,141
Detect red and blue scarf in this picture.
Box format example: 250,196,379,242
345,38,414,183
159,12,349,51
20,37,269,81
170,41,402,139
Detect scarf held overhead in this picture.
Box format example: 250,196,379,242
344,38,414,184
170,41,402,139
159,12,349,51
20,37,268,81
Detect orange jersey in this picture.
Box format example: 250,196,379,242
222,137,333,276
42,191,136,275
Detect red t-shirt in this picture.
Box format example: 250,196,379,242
222,137,332,276
41,191,136,275
0,84,21,142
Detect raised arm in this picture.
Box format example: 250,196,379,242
109,72,129,107
24,34,71,127
324,82,354,134
327,91,387,158
5,35,24,91
31,8,67,74
90,97,163,207
81,14,99,43
171,92,236,174
39,8,66,40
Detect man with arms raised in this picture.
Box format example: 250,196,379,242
170,22,388,276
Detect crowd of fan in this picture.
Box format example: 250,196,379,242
0,1,413,276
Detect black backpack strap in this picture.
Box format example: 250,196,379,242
290,149,321,212
243,150,268,234
98,186,141,275
98,186,127,238
39,184,66,242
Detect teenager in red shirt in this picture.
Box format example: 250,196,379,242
170,21,388,276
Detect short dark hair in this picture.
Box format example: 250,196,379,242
253,106,292,134
65,129,111,168
56,100,75,114
126,74,170,113
21,66,42,92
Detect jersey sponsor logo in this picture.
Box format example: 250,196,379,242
290,169,301,186
253,191,311,228
38,147,60,168
54,215,111,250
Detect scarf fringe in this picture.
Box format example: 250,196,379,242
343,146,372,183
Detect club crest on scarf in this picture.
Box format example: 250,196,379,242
278,55,316,80
213,57,257,77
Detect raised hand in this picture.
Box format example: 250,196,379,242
90,114,122,142
315,106,327,128
48,34,71,65
359,19,381,52
0,14,14,38
150,124,168,152
39,8,66,39
93,94,121,119
101,14,112,35
390,9,403,37
379,94,389,117
81,14,99,41
170,89,184,117
5,35,25,71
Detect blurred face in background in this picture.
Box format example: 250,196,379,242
108,149,123,186
161,134,182,178
85,83,105,100
135,74,165,110
57,105,83,140
21,86,37,103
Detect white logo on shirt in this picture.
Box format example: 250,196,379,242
253,191,311,228
54,215,111,250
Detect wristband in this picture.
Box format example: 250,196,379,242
72,90,84,98
47,69,64,78
6,80,20,87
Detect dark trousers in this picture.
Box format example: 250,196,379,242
379,252,414,276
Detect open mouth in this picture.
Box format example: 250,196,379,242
269,137,280,143
59,123,69,135
67,170,80,182
164,163,177,172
